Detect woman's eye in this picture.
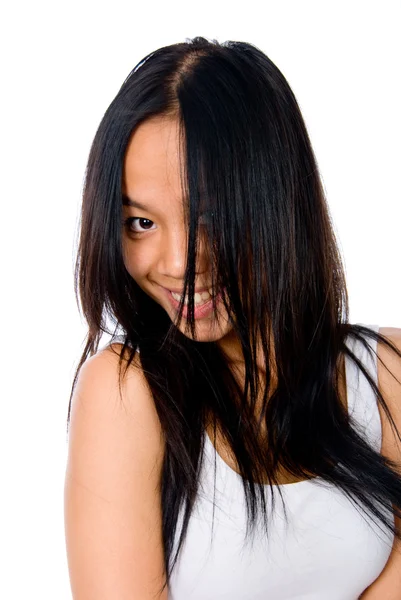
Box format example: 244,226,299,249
123,217,156,234
123,212,213,235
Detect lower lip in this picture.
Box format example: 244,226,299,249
162,287,224,319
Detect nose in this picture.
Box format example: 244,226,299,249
157,225,210,279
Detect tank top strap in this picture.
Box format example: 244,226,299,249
100,335,140,355
108,334,139,350
344,323,382,453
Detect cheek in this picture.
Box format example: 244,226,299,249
123,244,151,281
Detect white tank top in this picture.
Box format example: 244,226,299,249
167,324,395,599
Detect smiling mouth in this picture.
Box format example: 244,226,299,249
169,287,219,307
163,286,225,319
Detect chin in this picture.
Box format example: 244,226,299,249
176,318,233,343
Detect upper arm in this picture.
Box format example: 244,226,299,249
359,327,401,598
377,327,401,468
64,344,168,600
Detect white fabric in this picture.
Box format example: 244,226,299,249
168,324,395,599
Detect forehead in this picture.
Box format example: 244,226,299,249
123,116,183,196
122,116,209,213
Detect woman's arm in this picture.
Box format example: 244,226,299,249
64,344,168,599
359,328,401,599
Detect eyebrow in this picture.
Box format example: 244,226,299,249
122,192,210,214
122,194,149,211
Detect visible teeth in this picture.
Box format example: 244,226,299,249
171,289,214,306
171,292,184,302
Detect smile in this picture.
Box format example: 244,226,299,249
160,286,224,320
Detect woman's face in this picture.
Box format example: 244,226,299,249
122,114,234,344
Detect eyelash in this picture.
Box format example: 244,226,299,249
123,213,213,236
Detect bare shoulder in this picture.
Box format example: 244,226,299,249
360,329,401,600
376,327,401,464
70,342,163,448
64,342,168,599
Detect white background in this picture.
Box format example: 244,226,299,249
1,1,400,598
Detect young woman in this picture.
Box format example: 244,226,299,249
64,37,401,599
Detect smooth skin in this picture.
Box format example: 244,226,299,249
64,114,401,598
64,347,167,600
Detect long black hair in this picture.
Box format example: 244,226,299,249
67,36,401,596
